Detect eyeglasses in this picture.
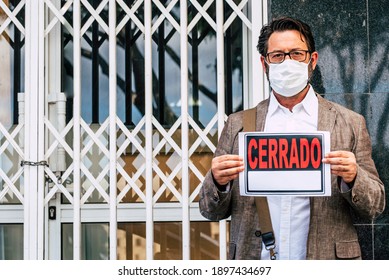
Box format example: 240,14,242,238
266,50,311,64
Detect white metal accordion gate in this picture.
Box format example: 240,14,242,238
0,0,267,260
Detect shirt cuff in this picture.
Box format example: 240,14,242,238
211,172,231,192
339,177,355,193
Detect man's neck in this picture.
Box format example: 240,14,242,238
273,84,310,112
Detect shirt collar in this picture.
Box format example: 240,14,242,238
268,85,317,116
300,86,317,116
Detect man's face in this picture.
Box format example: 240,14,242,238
261,30,318,79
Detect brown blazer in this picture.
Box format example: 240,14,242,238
199,94,385,260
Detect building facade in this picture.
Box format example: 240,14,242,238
0,0,388,260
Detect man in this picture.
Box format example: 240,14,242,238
199,17,385,260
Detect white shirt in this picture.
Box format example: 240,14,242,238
260,86,318,260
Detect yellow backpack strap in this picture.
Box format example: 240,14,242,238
243,107,277,260
242,107,256,132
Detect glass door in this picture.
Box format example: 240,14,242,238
0,0,26,260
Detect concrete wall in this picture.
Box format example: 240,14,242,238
269,0,389,259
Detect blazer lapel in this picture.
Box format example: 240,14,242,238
317,94,337,132
255,99,270,132
254,94,336,132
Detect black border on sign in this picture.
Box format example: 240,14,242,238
243,132,327,195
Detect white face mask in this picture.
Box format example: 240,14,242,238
268,59,309,97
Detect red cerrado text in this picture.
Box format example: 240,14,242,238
247,136,322,170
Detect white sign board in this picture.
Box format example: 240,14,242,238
239,132,331,196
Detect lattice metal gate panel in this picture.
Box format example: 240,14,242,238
0,0,267,260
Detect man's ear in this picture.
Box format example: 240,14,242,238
310,51,319,70
260,56,267,72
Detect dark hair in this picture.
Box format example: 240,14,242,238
256,17,316,56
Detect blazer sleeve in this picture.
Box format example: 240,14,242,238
199,113,241,221
341,115,385,220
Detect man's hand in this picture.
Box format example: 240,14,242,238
211,155,245,186
322,151,357,183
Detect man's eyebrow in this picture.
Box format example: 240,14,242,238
267,48,308,53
